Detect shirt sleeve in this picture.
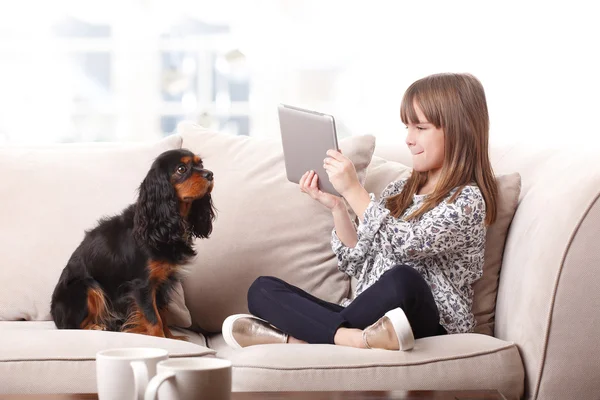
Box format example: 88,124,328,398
331,180,406,277
357,186,486,263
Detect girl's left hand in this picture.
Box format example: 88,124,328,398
323,149,360,197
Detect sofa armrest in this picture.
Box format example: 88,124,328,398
493,145,600,400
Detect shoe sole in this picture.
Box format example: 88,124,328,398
222,313,260,350
384,308,415,351
222,314,252,349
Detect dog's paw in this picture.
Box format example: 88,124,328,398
169,334,189,342
87,324,107,331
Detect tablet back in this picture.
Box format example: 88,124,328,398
278,104,340,196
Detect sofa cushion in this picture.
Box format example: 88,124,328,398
177,122,376,332
471,172,521,335
363,156,521,335
0,135,192,328
0,321,213,394
207,332,523,399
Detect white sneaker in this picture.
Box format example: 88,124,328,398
362,307,415,351
222,314,288,349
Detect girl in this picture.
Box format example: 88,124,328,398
222,73,497,351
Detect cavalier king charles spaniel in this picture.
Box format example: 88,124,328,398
50,149,216,339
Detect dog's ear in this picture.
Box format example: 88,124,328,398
134,166,182,248
187,193,216,239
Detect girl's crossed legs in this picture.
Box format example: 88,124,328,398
243,264,445,348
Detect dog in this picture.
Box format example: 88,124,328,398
50,149,216,339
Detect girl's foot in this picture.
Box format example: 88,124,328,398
362,307,415,351
334,327,368,348
222,314,289,349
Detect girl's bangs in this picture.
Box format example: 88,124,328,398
400,89,420,125
401,77,443,128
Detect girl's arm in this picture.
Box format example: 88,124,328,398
330,203,365,278
331,180,407,278
331,202,357,247
299,169,370,277
342,185,372,223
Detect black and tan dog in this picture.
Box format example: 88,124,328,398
50,149,216,338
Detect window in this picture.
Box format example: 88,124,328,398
0,3,250,143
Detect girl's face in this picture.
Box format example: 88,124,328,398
405,102,445,179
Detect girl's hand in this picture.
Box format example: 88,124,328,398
299,170,342,210
323,149,360,197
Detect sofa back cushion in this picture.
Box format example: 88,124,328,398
363,156,521,335
0,136,191,327
177,122,376,332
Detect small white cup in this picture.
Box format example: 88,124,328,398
145,358,232,400
96,347,169,400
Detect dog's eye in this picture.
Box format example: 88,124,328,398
176,165,187,174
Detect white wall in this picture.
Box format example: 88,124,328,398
0,0,598,147
229,0,599,148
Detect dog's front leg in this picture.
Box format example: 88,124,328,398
122,285,165,338
159,308,188,341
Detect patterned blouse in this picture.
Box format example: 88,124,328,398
332,179,487,334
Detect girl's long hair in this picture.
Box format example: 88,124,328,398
386,73,497,226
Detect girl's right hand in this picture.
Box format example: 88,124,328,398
299,170,342,210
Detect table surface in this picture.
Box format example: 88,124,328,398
0,390,507,399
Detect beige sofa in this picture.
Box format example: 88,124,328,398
1,122,599,400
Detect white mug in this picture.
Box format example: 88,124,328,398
145,358,232,400
96,347,169,400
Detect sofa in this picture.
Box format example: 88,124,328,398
1,122,599,400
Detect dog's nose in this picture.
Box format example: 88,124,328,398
202,170,214,181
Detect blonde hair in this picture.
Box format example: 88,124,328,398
386,73,498,226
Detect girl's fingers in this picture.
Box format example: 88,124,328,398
299,171,308,188
323,157,342,167
326,149,345,161
310,172,319,189
324,160,342,175
300,171,314,193
326,152,354,175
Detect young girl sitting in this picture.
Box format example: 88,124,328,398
222,72,498,351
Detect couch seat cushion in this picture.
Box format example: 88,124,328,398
0,321,213,394
207,333,524,399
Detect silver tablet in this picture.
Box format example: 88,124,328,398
278,104,340,196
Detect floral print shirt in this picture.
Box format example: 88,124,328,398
332,179,487,334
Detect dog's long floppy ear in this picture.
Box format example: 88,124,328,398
133,166,182,249
187,193,216,239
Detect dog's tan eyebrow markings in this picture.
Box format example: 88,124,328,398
180,156,192,164
193,155,201,164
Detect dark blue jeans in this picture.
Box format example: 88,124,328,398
247,264,446,344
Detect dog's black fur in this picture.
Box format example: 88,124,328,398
50,149,215,338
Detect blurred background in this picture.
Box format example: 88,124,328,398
0,0,598,146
